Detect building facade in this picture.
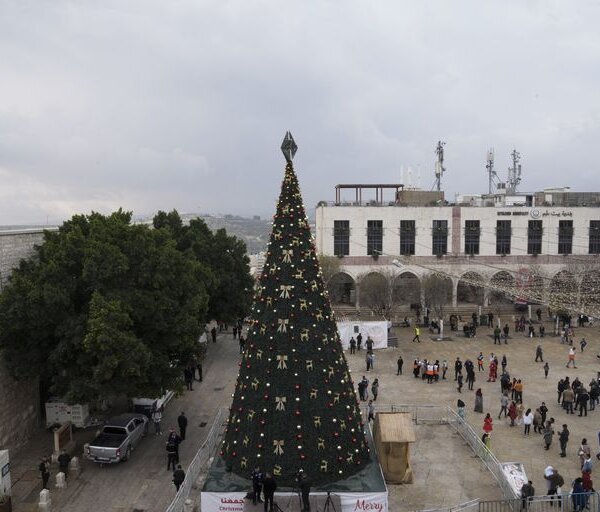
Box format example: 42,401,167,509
315,197,600,317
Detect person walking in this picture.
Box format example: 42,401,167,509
262,472,277,512
211,326,217,343
533,408,543,434
498,393,509,419
397,355,403,375
371,379,379,401
412,326,421,343
366,336,374,352
57,449,71,479
483,413,493,436
251,466,263,505
356,332,363,351
514,380,523,402
474,388,483,413
544,421,555,451
540,402,548,426
477,352,484,372
535,344,544,362
367,400,375,422
349,337,356,354
567,346,577,368
457,372,464,393
454,358,463,381
166,437,178,471
544,362,550,379
167,428,182,464
580,338,588,352
563,386,575,414
547,469,564,506
39,457,50,490
442,359,448,380
578,388,590,417
172,464,185,492
558,423,570,457
152,406,163,435
579,439,592,468
503,323,510,342
521,480,535,510
177,412,188,441
523,409,534,436
501,355,507,373
493,326,501,345
508,401,517,427
184,366,194,391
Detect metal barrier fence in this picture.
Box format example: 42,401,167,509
479,492,600,512
370,404,519,505
420,498,481,512
165,407,226,512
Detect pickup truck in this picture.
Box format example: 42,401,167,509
86,414,148,464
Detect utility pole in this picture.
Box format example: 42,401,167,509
507,149,522,194
433,140,446,192
486,148,496,194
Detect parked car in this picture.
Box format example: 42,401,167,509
132,390,175,418
86,414,148,464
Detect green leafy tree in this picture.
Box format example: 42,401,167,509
221,159,369,486
153,211,254,322
0,210,210,403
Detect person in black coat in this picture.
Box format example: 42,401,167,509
57,449,71,479
39,457,50,489
251,465,263,505
297,470,311,512
173,464,185,491
262,472,277,512
167,429,182,463
177,412,188,440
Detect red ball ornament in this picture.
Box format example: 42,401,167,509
300,454,306,460
232,451,237,457
295,410,301,416
295,384,301,390
263,394,269,400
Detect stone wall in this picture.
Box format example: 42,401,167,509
0,229,48,451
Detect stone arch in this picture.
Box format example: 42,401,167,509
489,271,515,306
327,272,356,305
392,272,421,306
457,271,485,305
422,273,453,317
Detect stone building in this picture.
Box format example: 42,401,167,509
315,185,600,318
0,229,48,451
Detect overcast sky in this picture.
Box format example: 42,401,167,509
1,1,599,225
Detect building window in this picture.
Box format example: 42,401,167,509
333,220,350,256
527,220,543,255
496,220,511,255
558,220,573,255
432,220,448,256
590,221,600,255
399,220,416,255
464,220,480,255
367,220,383,256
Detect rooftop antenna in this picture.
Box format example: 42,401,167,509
506,149,522,194
433,140,446,191
486,148,499,194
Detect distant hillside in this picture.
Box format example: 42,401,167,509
181,213,272,254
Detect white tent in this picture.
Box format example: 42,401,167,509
337,321,389,350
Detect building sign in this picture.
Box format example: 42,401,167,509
541,210,573,217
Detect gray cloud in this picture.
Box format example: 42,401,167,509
1,0,599,224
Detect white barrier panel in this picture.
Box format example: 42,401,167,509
337,321,389,350
201,491,388,512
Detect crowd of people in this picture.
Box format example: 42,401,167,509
346,314,600,506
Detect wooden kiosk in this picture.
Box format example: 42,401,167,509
373,412,416,484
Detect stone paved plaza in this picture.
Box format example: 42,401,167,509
346,316,600,508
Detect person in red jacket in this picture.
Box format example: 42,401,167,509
508,401,518,427
483,413,494,435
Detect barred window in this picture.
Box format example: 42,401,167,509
527,220,543,255
590,221,600,255
432,220,448,255
333,220,350,256
558,220,573,255
367,220,383,256
464,220,480,255
399,220,415,255
496,220,511,255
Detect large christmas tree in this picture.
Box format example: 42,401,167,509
221,133,369,486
